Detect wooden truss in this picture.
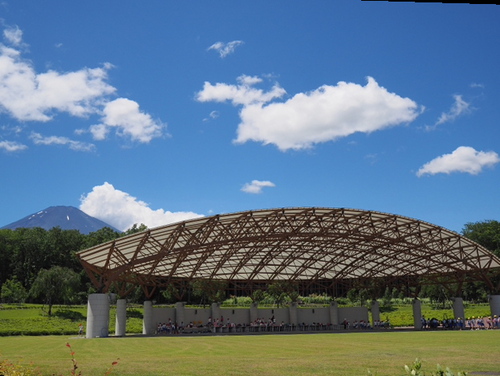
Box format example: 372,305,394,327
77,207,500,299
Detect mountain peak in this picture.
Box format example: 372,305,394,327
1,206,120,234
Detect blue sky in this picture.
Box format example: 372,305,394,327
1,1,499,233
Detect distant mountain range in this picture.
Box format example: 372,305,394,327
1,206,121,235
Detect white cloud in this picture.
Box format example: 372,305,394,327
197,74,286,106
430,95,471,129
203,110,219,122
197,76,420,151
241,180,276,194
90,98,164,143
207,40,244,58
80,182,204,231
0,26,165,145
470,83,484,89
0,44,116,121
3,26,23,46
0,140,27,152
30,132,95,152
416,146,500,177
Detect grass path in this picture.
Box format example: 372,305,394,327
1,331,499,375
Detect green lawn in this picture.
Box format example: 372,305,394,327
1,302,498,375
1,331,499,375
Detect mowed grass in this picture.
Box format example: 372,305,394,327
1,331,499,375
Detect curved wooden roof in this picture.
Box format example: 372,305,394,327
77,207,500,297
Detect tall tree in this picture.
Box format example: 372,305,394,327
462,220,500,297
191,279,227,305
1,278,28,303
267,281,298,307
462,220,500,257
122,223,148,236
29,266,80,316
84,227,121,249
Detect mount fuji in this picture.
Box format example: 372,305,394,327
1,206,121,234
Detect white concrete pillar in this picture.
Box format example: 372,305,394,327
86,293,110,338
412,298,422,330
175,302,186,325
452,297,465,320
489,295,500,317
142,300,153,335
371,300,380,325
211,302,221,321
289,302,298,325
250,302,259,323
115,299,127,337
329,301,339,326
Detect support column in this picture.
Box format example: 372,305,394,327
489,295,500,317
86,293,110,338
412,298,422,330
289,302,298,326
142,300,153,335
371,300,380,326
329,301,339,326
176,302,186,326
452,297,465,320
250,302,258,324
115,299,127,337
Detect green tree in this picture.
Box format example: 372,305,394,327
29,266,80,316
11,227,49,290
267,281,298,307
161,283,181,303
251,289,265,304
462,220,500,257
122,223,148,236
84,227,121,248
381,287,393,309
191,279,227,305
45,227,85,271
462,220,500,296
1,278,28,303
0,229,15,285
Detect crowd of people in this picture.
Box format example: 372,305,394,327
421,315,499,330
155,316,394,335
155,315,500,334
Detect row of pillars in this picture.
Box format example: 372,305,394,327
85,294,500,338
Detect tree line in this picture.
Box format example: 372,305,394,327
0,224,146,314
0,220,499,313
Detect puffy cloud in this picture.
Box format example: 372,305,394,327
197,75,286,106
0,26,164,146
90,98,164,143
241,180,276,194
80,182,204,231
207,40,244,58
0,140,27,152
197,76,419,151
0,44,115,121
416,146,500,177
30,132,95,152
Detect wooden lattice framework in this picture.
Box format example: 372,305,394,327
77,207,500,299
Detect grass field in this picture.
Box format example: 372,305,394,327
1,331,499,375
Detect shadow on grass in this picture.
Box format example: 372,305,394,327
380,305,397,313
127,309,143,319
54,309,86,321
